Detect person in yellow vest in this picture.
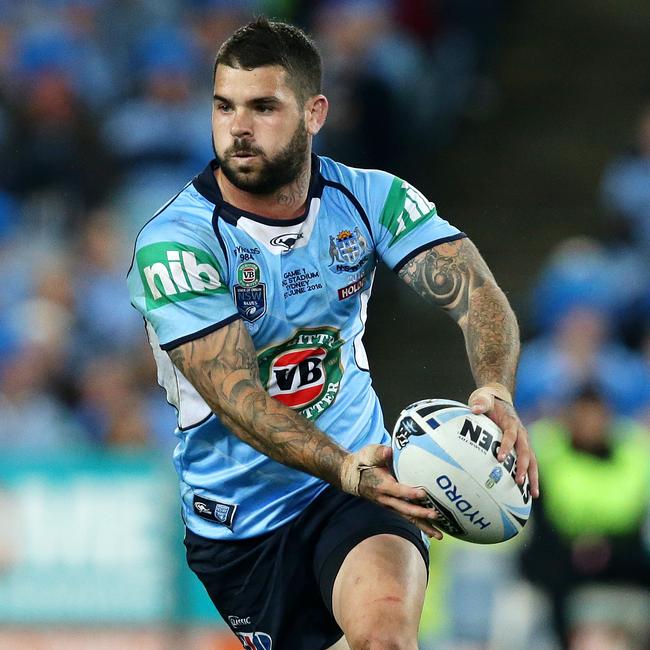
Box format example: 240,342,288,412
520,383,650,649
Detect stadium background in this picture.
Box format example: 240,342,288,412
0,0,649,648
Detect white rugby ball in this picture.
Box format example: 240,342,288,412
392,398,531,544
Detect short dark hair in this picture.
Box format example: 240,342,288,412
214,16,322,105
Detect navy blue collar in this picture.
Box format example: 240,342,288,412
192,153,324,226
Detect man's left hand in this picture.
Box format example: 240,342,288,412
468,385,539,498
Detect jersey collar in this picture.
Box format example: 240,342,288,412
192,153,324,226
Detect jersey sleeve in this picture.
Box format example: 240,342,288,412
127,212,239,351
369,172,466,272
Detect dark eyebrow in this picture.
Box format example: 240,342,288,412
251,96,280,105
213,94,281,106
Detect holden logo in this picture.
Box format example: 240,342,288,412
258,327,343,420
270,232,303,250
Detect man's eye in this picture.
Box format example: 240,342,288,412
257,105,274,113
218,104,232,113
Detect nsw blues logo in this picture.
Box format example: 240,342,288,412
237,632,273,650
329,228,370,274
234,261,266,322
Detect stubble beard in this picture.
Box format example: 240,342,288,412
217,121,309,196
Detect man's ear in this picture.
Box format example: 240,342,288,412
305,95,328,136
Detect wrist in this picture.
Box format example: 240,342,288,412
339,453,360,495
339,445,387,495
469,382,513,406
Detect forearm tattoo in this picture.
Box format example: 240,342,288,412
398,239,520,390
168,320,347,487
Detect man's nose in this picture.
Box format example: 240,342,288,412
230,109,253,138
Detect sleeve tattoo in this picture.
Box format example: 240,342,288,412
167,319,347,487
397,239,520,391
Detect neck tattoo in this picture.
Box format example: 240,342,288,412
275,165,310,207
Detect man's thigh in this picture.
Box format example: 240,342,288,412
332,534,428,649
313,490,429,617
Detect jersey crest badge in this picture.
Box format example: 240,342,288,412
328,228,369,274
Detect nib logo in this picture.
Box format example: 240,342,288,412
137,242,228,309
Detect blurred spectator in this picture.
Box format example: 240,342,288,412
600,103,650,252
516,303,650,423
0,192,25,357
187,0,258,76
528,237,643,337
102,25,212,231
71,207,144,360
75,355,152,448
0,344,88,450
521,385,650,649
566,585,650,650
313,0,406,170
4,63,114,235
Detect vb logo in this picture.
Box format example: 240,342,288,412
269,347,327,408
136,242,227,309
258,328,343,421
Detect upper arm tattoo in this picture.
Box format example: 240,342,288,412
398,239,491,324
167,319,347,486
398,239,520,389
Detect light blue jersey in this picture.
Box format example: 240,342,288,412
127,154,465,539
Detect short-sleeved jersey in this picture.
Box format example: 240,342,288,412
127,154,465,539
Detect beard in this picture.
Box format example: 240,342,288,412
216,121,309,196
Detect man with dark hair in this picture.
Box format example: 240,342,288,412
213,18,322,105
128,16,538,649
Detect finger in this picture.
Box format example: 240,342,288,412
377,494,439,522
527,452,540,498
408,517,443,540
514,436,531,485
497,418,518,461
377,474,428,502
470,392,494,414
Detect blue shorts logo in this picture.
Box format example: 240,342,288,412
237,631,273,649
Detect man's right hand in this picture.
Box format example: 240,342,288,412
340,444,443,539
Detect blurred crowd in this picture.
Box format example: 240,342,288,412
0,0,512,452
0,1,648,648
513,103,650,650
516,106,650,427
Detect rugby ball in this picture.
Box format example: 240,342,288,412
392,398,531,544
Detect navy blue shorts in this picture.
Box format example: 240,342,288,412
184,486,429,650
